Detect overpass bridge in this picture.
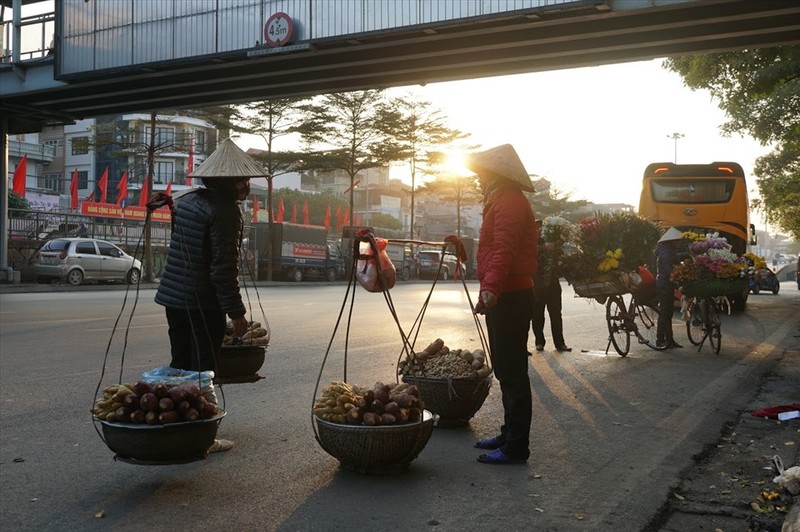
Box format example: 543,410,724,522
2,0,800,280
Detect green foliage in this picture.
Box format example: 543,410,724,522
8,191,30,210
416,174,481,204
663,46,800,238
369,213,402,230
529,178,590,221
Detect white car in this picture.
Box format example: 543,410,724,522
33,238,142,286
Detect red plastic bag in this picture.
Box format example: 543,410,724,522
638,264,655,285
356,237,396,292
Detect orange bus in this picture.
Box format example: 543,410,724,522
638,161,757,309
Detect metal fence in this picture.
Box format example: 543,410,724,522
7,209,172,248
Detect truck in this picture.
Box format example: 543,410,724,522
249,222,344,282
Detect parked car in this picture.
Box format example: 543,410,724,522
749,268,780,295
796,256,799,290
417,250,464,280
33,238,141,286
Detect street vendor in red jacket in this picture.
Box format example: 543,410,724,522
467,144,539,465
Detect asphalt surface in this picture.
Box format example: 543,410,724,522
1,280,798,531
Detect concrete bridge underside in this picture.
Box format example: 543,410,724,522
2,0,800,134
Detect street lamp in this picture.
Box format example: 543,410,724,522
667,132,685,163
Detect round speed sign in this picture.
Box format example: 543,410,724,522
264,12,293,47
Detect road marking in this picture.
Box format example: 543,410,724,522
87,324,168,331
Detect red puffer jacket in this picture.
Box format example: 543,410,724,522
477,183,538,297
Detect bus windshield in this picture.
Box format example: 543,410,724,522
650,179,735,204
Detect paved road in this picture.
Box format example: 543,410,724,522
0,280,797,531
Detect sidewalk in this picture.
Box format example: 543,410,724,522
653,342,799,531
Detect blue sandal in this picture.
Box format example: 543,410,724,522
477,449,527,465
474,436,504,450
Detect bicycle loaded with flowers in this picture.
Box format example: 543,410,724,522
669,231,753,299
561,212,662,300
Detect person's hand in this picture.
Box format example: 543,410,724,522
231,316,248,338
474,290,497,314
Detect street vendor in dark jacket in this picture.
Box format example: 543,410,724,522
655,226,687,349
154,140,258,453
467,144,538,465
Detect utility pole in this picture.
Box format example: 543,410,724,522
667,132,684,163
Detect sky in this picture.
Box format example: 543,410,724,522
239,57,772,230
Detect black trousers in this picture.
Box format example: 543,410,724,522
532,281,565,348
656,283,676,342
165,307,226,372
485,288,534,459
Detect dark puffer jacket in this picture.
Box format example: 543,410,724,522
155,189,246,319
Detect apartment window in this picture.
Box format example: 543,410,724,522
43,139,62,157
71,137,89,155
195,130,206,153
153,160,174,184
39,173,63,193
77,171,88,189
154,126,175,146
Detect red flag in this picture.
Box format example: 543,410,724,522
139,176,149,207
165,181,172,197
252,196,259,223
70,168,79,209
98,166,109,203
291,201,297,224
12,154,27,197
276,197,285,223
323,205,331,230
116,171,128,206
186,136,194,186
302,199,309,225
342,208,350,228
335,206,342,233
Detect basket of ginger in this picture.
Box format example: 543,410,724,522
397,338,492,427
313,381,436,474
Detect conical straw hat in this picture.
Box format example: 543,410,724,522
658,226,684,243
190,138,268,179
466,144,535,192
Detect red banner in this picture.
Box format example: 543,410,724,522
81,202,171,222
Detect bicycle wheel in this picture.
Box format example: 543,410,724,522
606,295,630,356
633,300,665,350
686,298,705,346
707,301,722,354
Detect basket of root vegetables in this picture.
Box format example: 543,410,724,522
397,339,492,428
92,381,225,464
216,320,269,383
313,381,436,474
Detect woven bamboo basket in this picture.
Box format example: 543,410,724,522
681,279,748,298
100,411,226,465
401,374,492,427
315,410,435,474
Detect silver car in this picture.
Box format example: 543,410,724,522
33,238,142,286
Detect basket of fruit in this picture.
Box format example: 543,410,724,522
216,320,270,383
397,339,493,427
93,381,225,465
313,381,436,474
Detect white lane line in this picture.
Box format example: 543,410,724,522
87,324,168,332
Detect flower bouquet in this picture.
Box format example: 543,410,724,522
670,232,751,297
562,211,662,298
535,216,578,295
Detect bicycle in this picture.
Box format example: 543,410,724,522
605,289,668,357
684,295,723,354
